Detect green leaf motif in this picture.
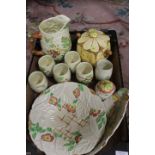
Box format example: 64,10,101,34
58,76,64,81
29,122,53,139
58,98,62,111
43,88,50,94
73,99,78,104
68,144,75,151
55,132,63,138
50,92,54,96
96,112,107,130
85,115,90,120
46,128,52,132
64,140,76,151
32,132,37,139
78,84,84,91
71,131,80,136
61,37,71,49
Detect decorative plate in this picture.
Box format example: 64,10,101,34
29,82,108,155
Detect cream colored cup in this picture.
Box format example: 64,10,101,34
95,59,113,80
76,62,93,84
28,71,48,93
53,63,71,83
38,55,55,77
64,51,81,73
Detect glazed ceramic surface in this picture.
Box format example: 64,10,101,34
76,62,93,84
39,15,72,61
38,55,55,77
95,59,113,80
64,51,81,73
29,82,107,155
28,71,48,93
95,80,116,100
86,88,129,155
29,82,129,155
53,63,71,83
77,29,112,65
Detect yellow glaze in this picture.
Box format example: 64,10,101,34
77,28,112,65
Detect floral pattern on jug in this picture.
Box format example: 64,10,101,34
39,15,72,61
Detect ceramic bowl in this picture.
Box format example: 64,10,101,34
53,63,71,83
38,55,55,77
95,59,113,80
76,62,93,84
64,51,81,73
28,71,48,93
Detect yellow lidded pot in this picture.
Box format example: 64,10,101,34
77,29,112,65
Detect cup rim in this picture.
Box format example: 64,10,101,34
96,59,113,70
28,71,45,86
38,55,55,67
53,63,69,76
64,51,81,64
76,62,93,76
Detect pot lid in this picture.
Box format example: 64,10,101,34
78,29,110,53
96,80,115,93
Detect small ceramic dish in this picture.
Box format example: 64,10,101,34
64,51,81,72
76,62,93,84
95,58,113,80
53,63,71,83
38,55,55,77
28,71,48,93
95,80,116,100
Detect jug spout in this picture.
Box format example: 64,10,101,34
55,15,71,28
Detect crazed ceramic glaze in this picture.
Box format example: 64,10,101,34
39,15,72,61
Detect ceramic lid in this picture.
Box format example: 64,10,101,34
77,28,110,53
29,82,107,155
96,80,115,94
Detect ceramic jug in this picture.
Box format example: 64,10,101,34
39,15,72,61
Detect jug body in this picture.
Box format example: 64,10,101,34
39,15,71,61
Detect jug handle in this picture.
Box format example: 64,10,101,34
28,31,44,56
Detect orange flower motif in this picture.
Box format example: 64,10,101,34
64,104,76,113
75,135,82,143
41,133,54,142
49,96,58,106
90,109,101,117
73,88,80,98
